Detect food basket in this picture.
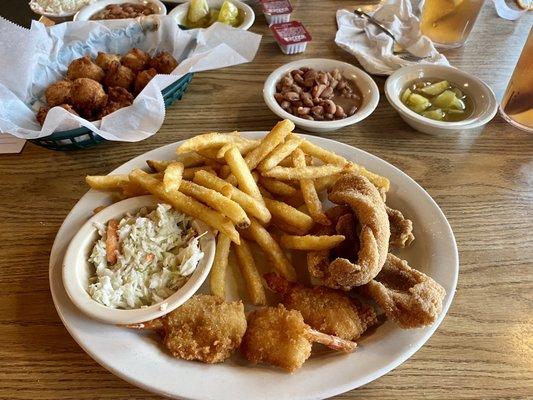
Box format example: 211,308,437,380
29,73,194,151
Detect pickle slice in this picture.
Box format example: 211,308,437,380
420,80,449,96
407,93,431,113
450,97,466,110
187,0,209,23
401,88,412,104
433,90,457,109
422,109,445,121
217,0,239,26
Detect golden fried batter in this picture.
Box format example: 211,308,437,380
129,295,247,363
121,48,150,72
95,52,120,71
264,273,377,340
36,104,78,125
134,68,157,94
241,305,312,372
67,56,105,82
45,80,72,107
362,253,446,329
98,86,134,118
104,61,135,89
70,78,107,112
386,206,415,248
149,51,178,74
325,173,390,289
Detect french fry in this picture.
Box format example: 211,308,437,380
233,239,267,306
293,149,329,226
219,164,232,179
129,169,240,244
86,175,130,191
196,147,224,160
262,164,344,180
182,166,216,180
344,163,391,192
163,162,184,193
179,180,250,229
209,233,231,299
263,196,314,235
193,170,233,197
147,153,206,172
224,146,263,201
193,170,271,224
121,182,149,198
279,234,345,251
176,132,251,154
217,140,260,159
243,119,294,170
279,153,312,167
106,219,119,265
257,138,302,171
245,218,296,281
258,176,298,197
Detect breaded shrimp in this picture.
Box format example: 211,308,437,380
128,295,247,363
241,305,356,372
264,273,377,340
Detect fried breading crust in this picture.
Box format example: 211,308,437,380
325,174,390,289
265,273,377,340
241,305,312,372
362,254,446,329
387,206,415,248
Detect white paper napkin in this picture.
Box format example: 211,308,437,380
335,0,449,76
0,16,261,142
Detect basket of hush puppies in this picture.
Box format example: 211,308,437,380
35,48,188,150
0,16,261,150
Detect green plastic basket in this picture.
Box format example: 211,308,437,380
30,73,194,151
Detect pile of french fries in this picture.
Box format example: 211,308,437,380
85,119,390,305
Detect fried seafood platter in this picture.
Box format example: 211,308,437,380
70,119,454,383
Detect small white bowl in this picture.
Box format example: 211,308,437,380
385,64,498,136
168,0,255,30
74,0,167,21
263,59,380,133
62,195,216,325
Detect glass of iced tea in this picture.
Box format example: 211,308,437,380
500,28,533,133
420,0,485,48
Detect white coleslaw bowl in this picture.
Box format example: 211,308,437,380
263,59,380,133
62,195,216,325
168,0,255,30
73,0,167,21
385,64,498,135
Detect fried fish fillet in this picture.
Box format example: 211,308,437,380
241,305,357,372
128,294,247,363
264,273,377,340
325,174,390,289
362,254,446,329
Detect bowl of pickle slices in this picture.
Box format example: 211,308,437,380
168,0,255,30
385,65,498,135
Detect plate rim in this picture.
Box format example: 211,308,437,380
49,132,459,400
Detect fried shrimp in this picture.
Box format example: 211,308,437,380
127,295,247,363
361,254,446,329
264,273,377,340
241,305,357,372
67,56,105,82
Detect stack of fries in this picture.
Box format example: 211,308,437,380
86,119,390,305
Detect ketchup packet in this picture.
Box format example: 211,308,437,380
270,21,312,55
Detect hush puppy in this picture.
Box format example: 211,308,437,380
67,56,105,82
95,52,121,71
45,80,72,107
36,104,78,126
121,48,150,72
134,68,157,94
104,61,135,89
71,78,107,111
149,51,178,74
98,86,134,118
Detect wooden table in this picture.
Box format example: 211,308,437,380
1,1,531,399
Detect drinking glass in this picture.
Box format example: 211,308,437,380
420,0,485,48
499,27,533,133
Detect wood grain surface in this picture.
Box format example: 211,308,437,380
0,1,532,399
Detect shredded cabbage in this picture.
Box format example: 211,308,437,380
88,204,204,309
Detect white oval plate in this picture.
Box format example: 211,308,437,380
49,132,458,400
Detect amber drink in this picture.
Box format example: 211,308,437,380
420,0,484,48
500,28,533,133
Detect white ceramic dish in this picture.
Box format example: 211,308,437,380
168,0,255,30
74,0,166,21
263,59,380,133
385,64,498,136
62,194,215,325
29,0,89,18
49,132,458,400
